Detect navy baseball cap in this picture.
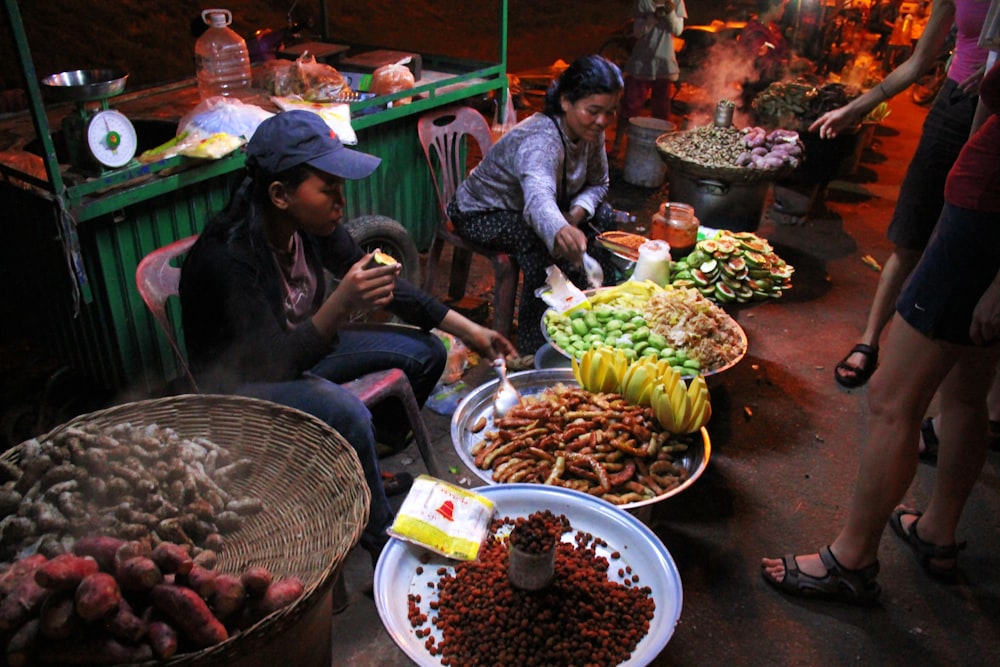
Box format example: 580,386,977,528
246,110,380,179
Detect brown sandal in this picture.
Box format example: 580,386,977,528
889,507,965,582
761,546,881,605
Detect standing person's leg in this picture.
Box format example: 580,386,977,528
762,316,957,597
835,247,921,387
649,78,673,121
236,377,394,559
835,80,978,388
898,347,1000,572
613,76,649,157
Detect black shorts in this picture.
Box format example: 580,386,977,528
897,204,1000,345
886,79,979,251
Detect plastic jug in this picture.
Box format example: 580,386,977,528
195,9,252,100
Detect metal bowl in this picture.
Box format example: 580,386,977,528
540,287,748,379
451,368,711,511
40,69,128,103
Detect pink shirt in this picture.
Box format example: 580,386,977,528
948,0,991,85
945,60,1000,212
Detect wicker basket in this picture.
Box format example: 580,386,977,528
4,394,370,666
656,135,795,184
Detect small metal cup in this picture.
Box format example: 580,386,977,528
507,531,556,591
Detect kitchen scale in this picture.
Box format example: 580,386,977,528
40,68,138,173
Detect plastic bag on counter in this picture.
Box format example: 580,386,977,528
178,96,274,140
270,96,358,145
257,53,353,103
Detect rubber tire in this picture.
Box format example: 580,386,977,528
344,215,421,285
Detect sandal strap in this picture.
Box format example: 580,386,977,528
848,343,878,358
819,545,880,580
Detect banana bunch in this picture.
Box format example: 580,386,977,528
572,347,629,394
617,356,713,434
651,371,711,435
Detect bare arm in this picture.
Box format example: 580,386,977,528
810,0,956,138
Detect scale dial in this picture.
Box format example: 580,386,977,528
86,109,137,168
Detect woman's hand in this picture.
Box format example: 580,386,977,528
809,105,860,139
439,311,517,360
970,271,1000,346
332,253,400,313
957,64,986,96
553,225,588,265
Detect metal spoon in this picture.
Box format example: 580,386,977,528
492,357,523,417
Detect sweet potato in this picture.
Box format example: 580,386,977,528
150,583,228,648
241,565,272,597
147,619,179,659
112,540,149,573
103,597,146,643
116,556,162,592
0,554,47,595
5,617,39,667
177,564,217,599
72,536,125,572
34,553,99,590
37,637,153,665
0,572,50,632
74,572,121,622
151,542,193,575
239,576,304,628
193,547,219,569
37,591,79,639
211,574,245,620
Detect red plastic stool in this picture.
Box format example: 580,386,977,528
341,368,441,478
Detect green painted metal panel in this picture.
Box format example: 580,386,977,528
346,115,438,252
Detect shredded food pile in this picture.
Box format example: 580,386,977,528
643,287,746,370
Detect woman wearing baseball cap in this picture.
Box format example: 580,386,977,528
180,110,515,563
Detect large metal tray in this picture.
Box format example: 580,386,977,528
374,483,683,667
540,288,748,379
451,368,711,511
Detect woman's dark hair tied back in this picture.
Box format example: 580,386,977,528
544,54,624,115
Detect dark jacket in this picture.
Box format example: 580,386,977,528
180,220,447,393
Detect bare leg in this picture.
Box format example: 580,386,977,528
836,248,922,384
903,347,1000,567
764,315,957,580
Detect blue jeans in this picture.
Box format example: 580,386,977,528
237,325,446,556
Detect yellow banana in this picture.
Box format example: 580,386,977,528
651,383,678,433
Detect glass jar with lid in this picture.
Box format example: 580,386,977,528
650,202,699,257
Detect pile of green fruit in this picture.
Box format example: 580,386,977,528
670,230,794,303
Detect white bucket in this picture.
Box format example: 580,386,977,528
623,117,675,188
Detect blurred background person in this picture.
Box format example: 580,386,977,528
812,0,990,390
611,0,687,161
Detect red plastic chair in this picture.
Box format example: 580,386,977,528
135,235,200,392
135,235,441,477
417,105,519,338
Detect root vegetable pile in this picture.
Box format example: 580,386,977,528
472,384,696,505
0,421,263,565
407,510,656,666
0,543,303,663
0,421,305,663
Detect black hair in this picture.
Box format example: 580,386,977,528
202,163,314,245
543,54,623,116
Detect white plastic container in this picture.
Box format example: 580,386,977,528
195,9,252,100
631,240,672,286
